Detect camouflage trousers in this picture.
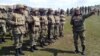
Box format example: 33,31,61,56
54,24,59,38
0,24,6,39
59,23,64,37
48,24,55,39
73,30,85,52
30,26,40,46
39,25,48,43
13,34,24,49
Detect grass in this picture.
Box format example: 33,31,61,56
0,15,100,56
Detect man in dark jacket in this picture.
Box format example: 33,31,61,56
70,8,95,55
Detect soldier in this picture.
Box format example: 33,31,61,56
28,8,40,52
59,9,66,37
66,8,70,16
0,6,7,43
70,8,74,16
54,10,60,39
7,6,14,40
70,8,95,55
23,5,30,38
97,9,100,16
85,6,88,14
39,8,48,47
47,8,55,43
7,4,26,56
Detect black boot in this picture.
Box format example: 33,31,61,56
18,48,24,55
1,38,5,42
74,45,80,54
0,39,2,43
81,45,85,55
15,49,19,56
30,46,34,52
75,50,80,54
33,45,38,50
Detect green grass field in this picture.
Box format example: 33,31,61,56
0,15,100,56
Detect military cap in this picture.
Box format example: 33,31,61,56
16,4,25,9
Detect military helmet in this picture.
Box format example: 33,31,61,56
55,10,59,13
75,7,80,11
0,6,6,10
48,8,53,12
31,8,38,12
16,4,25,9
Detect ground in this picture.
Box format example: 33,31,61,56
0,15,100,56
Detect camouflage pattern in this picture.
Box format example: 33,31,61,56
70,8,95,55
54,10,60,39
59,9,66,37
47,9,55,41
0,6,7,42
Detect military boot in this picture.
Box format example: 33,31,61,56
0,38,2,43
33,45,38,50
75,47,80,54
15,49,19,56
81,45,85,55
1,38,6,42
18,48,24,55
30,46,34,52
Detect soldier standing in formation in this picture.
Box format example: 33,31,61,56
39,8,48,47
7,4,26,56
47,9,55,43
59,9,66,37
97,9,100,16
54,10,60,39
0,6,7,43
28,8,40,52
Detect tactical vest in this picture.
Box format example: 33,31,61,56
0,13,7,24
60,15,65,24
54,16,60,24
41,16,48,25
32,16,40,26
48,15,55,24
13,13,25,25
72,16,84,31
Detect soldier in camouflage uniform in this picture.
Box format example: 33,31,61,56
28,8,40,52
70,8,95,55
7,6,14,40
23,5,30,38
0,6,7,43
7,4,26,56
54,10,60,39
59,9,66,37
47,9,55,43
39,8,48,47
97,9,100,16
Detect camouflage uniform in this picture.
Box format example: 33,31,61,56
59,9,66,37
28,9,40,52
54,10,60,39
0,6,7,43
7,7,14,40
70,8,95,55
7,4,26,56
97,9,100,16
47,9,55,43
39,8,48,46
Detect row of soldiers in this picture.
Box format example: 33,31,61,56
66,6,100,16
0,4,66,56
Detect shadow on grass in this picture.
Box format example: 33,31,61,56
0,46,15,55
40,48,75,56
0,39,30,56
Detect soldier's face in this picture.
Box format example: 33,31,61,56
19,8,24,13
76,10,80,15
